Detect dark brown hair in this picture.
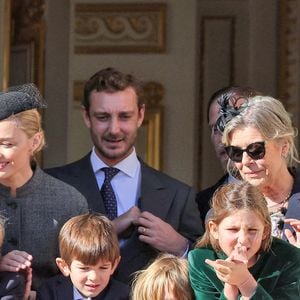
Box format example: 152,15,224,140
83,67,144,112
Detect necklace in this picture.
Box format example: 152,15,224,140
268,190,292,238
267,190,291,210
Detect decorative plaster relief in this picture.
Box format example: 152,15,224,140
74,3,166,53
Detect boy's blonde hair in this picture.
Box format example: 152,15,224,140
131,253,194,300
196,182,272,252
58,213,119,266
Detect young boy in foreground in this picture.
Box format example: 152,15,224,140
37,213,129,299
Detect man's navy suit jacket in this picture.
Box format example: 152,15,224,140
46,153,203,283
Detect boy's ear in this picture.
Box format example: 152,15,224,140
111,256,121,274
56,258,70,277
208,221,219,240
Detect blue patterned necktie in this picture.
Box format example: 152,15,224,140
101,167,119,220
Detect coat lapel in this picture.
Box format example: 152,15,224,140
71,154,106,213
139,161,175,220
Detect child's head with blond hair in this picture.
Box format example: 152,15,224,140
131,253,194,300
56,213,120,298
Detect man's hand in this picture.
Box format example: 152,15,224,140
0,250,32,272
135,211,188,256
113,206,141,238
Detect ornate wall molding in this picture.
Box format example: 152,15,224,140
11,0,46,93
74,3,166,53
10,0,46,165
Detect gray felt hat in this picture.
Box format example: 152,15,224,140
0,83,47,121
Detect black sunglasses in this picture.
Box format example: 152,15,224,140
225,141,266,162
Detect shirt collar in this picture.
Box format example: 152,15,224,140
73,286,91,300
90,147,139,178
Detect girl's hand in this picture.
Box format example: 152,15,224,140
224,283,239,300
284,218,300,248
229,244,248,264
205,258,250,286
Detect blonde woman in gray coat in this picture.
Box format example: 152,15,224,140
0,84,88,294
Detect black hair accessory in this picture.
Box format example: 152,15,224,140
0,83,46,121
216,94,248,133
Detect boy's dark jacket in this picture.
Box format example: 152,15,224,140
36,274,129,300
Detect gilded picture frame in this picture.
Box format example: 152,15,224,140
74,3,166,54
73,80,164,170
0,0,11,90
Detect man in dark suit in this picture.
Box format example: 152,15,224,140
46,67,203,284
196,86,261,225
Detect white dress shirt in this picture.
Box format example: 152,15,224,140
90,147,142,216
73,286,91,300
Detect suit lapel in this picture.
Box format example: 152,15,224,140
71,154,106,213
139,161,175,220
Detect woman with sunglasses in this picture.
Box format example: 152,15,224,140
218,95,300,240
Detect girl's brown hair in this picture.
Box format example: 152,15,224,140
196,182,272,253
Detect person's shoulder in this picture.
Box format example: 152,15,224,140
38,273,68,288
46,153,91,176
270,237,300,259
99,278,130,300
37,274,72,299
188,246,217,264
41,169,85,196
38,168,88,210
197,174,228,197
109,278,130,293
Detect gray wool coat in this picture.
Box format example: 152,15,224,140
0,164,88,290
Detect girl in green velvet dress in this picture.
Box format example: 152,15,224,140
188,182,300,300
